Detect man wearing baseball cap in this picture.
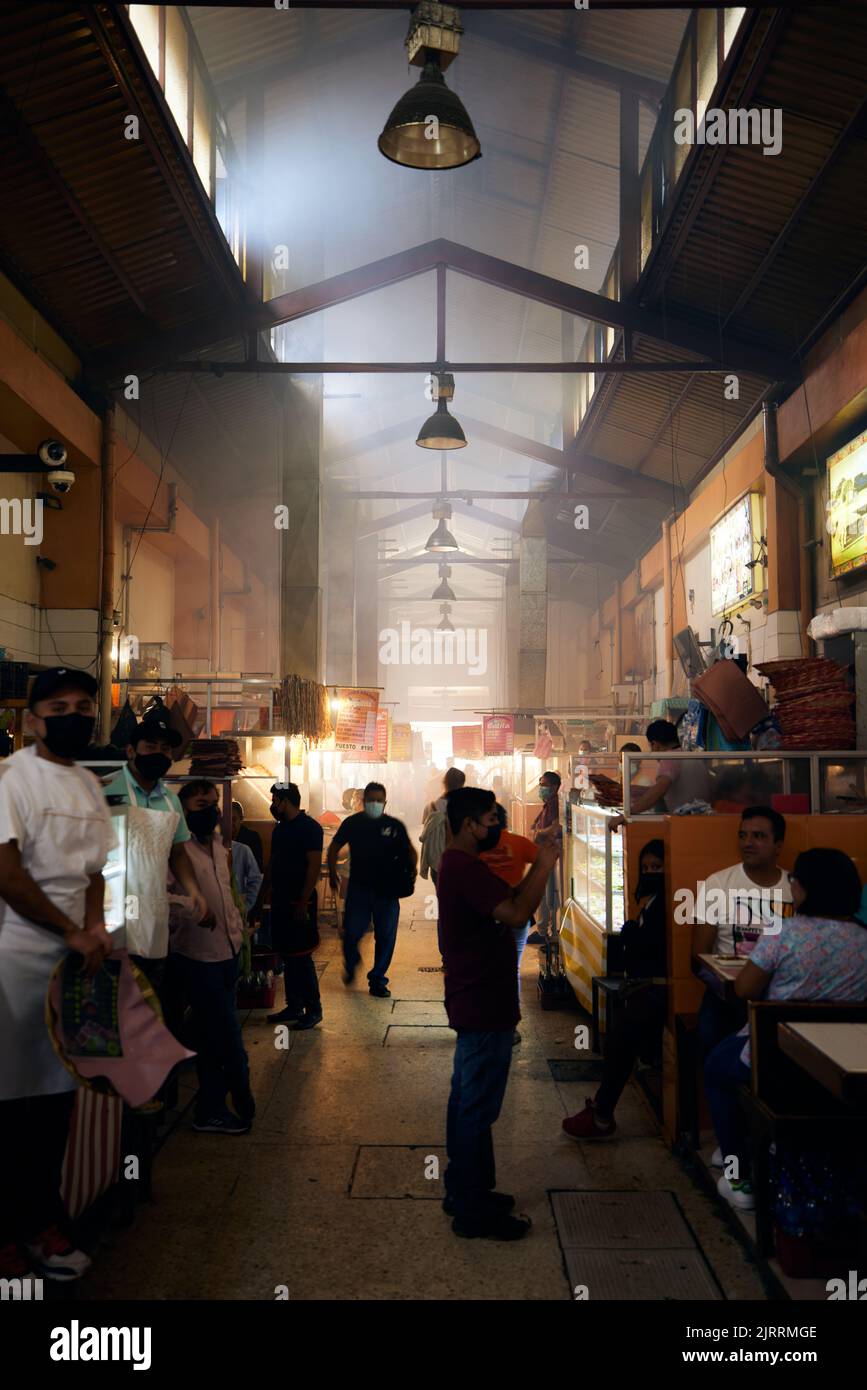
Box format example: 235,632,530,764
103,713,208,1000
0,667,114,1283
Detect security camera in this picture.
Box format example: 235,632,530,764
47,468,76,495
38,440,67,467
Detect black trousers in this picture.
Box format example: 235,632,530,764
595,984,667,1118
283,954,321,1015
0,1090,76,1243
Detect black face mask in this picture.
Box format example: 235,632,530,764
40,713,95,760
477,823,502,853
270,805,284,821
134,751,172,782
636,871,664,900
186,806,220,839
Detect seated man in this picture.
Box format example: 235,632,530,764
562,840,667,1139
691,805,793,1061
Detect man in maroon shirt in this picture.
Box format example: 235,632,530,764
437,787,560,1241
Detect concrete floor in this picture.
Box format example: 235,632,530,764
81,886,767,1301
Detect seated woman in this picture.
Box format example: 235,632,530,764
705,847,867,1212
562,840,667,1139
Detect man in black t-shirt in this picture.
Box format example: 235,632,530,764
265,783,324,1029
438,787,559,1242
327,781,416,998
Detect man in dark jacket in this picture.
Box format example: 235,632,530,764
562,839,667,1140
265,783,323,1030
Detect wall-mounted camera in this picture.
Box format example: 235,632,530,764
37,440,68,467
46,468,76,495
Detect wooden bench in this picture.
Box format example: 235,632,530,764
742,1000,867,1257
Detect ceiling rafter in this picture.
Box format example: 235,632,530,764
92,237,791,382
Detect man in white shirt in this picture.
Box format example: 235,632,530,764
0,667,114,1285
691,805,793,1057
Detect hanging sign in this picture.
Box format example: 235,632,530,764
482,714,515,756
356,709,391,763
452,724,483,758
334,688,379,753
390,722,413,762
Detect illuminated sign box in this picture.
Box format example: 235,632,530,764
826,427,867,578
710,493,764,616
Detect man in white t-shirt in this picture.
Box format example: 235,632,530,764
691,805,793,1058
0,667,114,1286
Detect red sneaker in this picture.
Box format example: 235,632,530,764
562,1099,616,1140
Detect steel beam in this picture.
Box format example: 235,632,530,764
153,358,733,375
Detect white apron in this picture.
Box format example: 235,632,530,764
119,765,179,961
0,747,112,1099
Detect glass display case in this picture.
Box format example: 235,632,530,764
103,806,129,941
565,802,625,933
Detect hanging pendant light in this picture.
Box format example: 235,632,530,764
416,373,466,450
425,503,459,553
378,4,480,171
432,563,456,600
437,602,456,632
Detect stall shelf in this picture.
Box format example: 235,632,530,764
560,801,626,1015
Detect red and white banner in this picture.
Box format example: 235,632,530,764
61,1087,123,1220
334,688,379,753
482,714,515,756
355,708,390,763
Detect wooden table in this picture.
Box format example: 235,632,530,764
695,952,747,1003
778,1021,867,1106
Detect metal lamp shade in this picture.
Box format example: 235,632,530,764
432,576,456,599
378,61,481,170
425,518,460,552
416,398,467,449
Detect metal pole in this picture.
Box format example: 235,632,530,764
99,403,116,744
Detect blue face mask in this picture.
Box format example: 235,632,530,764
364,801,385,819
539,785,555,801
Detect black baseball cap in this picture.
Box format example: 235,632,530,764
28,666,98,709
133,714,183,749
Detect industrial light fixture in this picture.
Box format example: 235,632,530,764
416,374,467,449
437,602,456,632
432,563,456,600
425,503,460,553
378,3,480,170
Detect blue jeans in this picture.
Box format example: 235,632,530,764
513,923,530,1001
537,868,560,938
445,1029,515,1220
343,885,400,987
698,987,746,1058
167,953,250,1121
704,1031,752,1174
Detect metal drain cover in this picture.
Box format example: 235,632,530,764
564,1249,721,1301
547,1059,604,1083
552,1190,695,1249
418,966,443,973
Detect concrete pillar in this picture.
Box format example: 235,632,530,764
518,500,548,708
355,533,379,687
324,495,357,686
279,380,323,681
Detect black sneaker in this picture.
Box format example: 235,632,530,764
342,963,356,985
442,1192,515,1217
290,1012,322,1031
369,983,391,998
193,1114,251,1135
512,1030,521,1046
526,931,543,945
267,1006,303,1024
452,1212,531,1242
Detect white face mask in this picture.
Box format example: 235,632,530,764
364,801,385,819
